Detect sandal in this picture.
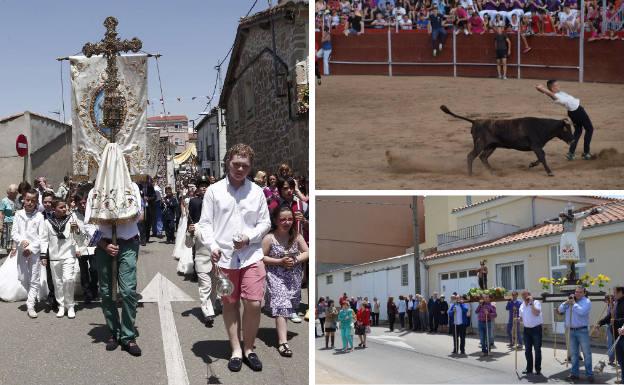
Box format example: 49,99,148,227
278,343,293,357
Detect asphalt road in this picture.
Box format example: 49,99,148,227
315,325,620,384
0,239,308,385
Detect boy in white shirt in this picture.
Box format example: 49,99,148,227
73,191,99,304
536,80,595,160
186,220,216,328
41,198,80,319
10,189,46,318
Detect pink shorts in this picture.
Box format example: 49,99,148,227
220,261,266,304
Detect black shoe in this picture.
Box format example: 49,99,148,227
205,317,214,328
460,351,466,355
228,357,243,372
566,374,580,381
522,370,533,375
452,350,457,354
243,352,263,371
535,370,541,376
105,336,119,351
121,340,142,356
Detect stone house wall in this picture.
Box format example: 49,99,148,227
224,3,308,178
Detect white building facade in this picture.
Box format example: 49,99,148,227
195,107,226,178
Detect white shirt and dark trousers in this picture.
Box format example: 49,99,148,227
519,299,543,375
554,91,594,156
85,184,143,349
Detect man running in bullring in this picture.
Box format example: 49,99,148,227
536,80,596,161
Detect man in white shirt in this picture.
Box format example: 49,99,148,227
86,182,143,357
399,14,413,30
519,290,544,376
198,143,271,373
536,80,595,161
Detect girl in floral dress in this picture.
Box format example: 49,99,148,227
262,204,309,357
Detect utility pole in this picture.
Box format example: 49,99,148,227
412,196,421,295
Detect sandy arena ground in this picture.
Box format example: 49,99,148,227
316,76,624,190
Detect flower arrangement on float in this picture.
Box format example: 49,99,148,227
539,273,610,292
465,287,507,302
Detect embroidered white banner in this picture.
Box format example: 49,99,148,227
70,54,151,180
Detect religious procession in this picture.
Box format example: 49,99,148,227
316,196,624,384
0,1,309,385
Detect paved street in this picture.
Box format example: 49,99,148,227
316,325,620,384
0,240,308,385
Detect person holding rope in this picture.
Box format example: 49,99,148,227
476,293,497,356
519,290,543,376
597,294,617,366
448,294,470,355
600,286,624,381
507,290,523,349
558,286,594,382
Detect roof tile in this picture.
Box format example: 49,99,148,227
424,200,624,261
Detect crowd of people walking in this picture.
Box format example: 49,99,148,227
0,143,310,373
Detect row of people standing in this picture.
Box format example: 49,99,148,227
317,286,624,383
3,188,99,320
0,184,100,311
387,292,450,332
316,297,372,351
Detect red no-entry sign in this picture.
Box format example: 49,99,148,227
16,134,28,157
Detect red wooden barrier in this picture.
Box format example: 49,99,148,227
316,30,624,83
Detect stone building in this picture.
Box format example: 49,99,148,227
147,115,190,155
0,112,72,191
219,0,308,176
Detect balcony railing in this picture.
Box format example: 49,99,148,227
438,222,487,246
437,220,519,251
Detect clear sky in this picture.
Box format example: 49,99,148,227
0,0,265,124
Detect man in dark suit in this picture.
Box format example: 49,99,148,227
142,177,156,244
429,293,441,333
162,186,178,244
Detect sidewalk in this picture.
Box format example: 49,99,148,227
368,326,619,382
316,324,621,384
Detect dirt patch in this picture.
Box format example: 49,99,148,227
316,76,624,190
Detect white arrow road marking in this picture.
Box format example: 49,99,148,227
385,340,416,350
368,335,404,341
368,335,416,351
140,273,194,385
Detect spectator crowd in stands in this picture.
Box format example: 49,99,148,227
315,0,623,43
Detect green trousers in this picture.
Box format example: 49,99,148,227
95,238,139,344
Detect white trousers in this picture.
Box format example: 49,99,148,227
198,272,215,318
51,258,76,308
17,254,40,309
316,48,332,76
